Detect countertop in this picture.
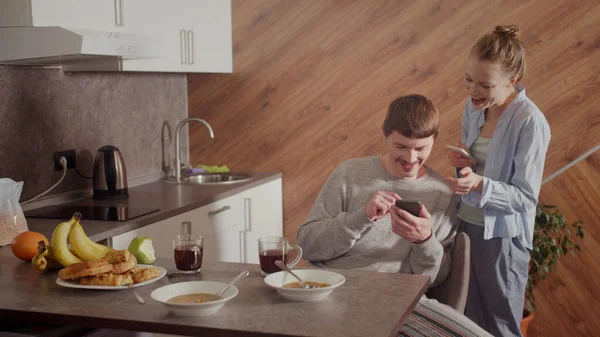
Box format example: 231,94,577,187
0,250,430,337
23,172,282,243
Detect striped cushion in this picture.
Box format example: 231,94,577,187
399,298,492,337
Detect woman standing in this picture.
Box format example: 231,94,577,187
445,25,551,337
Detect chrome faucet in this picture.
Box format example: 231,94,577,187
174,118,214,183
161,121,172,176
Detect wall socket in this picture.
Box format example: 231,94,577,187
53,149,76,171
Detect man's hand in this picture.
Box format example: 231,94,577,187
365,191,400,222
447,142,476,168
390,204,433,244
444,167,483,195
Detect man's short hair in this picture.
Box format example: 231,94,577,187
382,94,439,139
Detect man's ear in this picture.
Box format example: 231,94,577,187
509,75,519,86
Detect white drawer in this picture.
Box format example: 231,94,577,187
190,193,243,237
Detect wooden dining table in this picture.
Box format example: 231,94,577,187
0,249,430,337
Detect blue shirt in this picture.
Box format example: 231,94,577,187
460,86,551,250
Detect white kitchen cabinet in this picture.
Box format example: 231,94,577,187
0,0,232,73
241,178,283,264
114,0,183,73
0,0,120,30
110,178,283,264
111,193,243,261
120,0,232,73
182,0,232,73
31,0,120,30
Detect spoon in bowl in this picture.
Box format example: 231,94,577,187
212,270,250,301
274,260,317,289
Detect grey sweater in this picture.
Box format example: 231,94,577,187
296,156,457,286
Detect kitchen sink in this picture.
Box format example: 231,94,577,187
165,173,252,185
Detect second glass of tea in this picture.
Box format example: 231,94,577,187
173,234,203,273
258,236,302,276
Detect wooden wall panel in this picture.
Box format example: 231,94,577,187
530,151,600,337
189,0,599,241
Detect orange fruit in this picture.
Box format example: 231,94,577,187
11,231,49,262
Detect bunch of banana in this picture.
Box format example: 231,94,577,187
50,213,84,267
32,213,83,271
68,214,113,261
33,212,115,271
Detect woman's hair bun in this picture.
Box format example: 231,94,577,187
494,25,519,39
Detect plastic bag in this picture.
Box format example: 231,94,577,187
0,178,28,246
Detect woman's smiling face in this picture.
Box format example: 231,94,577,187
465,57,517,110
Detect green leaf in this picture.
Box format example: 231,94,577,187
529,205,585,310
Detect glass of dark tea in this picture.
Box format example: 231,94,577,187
258,237,303,276
173,234,203,273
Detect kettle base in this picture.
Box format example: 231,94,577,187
93,188,129,200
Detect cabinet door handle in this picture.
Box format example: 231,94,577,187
244,198,252,232
180,221,191,235
208,205,231,216
239,230,246,263
106,237,114,249
191,30,195,65
180,29,187,65
114,0,124,26
113,0,118,26
187,30,194,65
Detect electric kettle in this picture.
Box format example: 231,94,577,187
93,145,128,200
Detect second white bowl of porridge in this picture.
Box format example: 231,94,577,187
150,280,238,316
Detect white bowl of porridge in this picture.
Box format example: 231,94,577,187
150,281,238,316
263,269,346,302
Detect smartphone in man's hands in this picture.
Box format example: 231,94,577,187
394,200,422,217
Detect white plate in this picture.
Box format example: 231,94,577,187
55,264,167,290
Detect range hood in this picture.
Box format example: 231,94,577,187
0,26,160,70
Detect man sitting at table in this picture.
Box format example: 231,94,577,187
296,94,492,337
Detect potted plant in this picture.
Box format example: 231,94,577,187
521,205,585,336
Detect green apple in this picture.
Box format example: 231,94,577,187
128,237,156,264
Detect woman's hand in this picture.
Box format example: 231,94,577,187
445,167,483,195
447,143,476,168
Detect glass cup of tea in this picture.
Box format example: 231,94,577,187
173,234,203,273
258,236,303,276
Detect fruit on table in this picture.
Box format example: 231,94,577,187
31,254,48,271
30,212,115,271
128,237,156,264
32,241,62,271
50,213,83,267
68,218,113,261
12,231,49,262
